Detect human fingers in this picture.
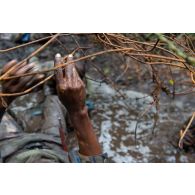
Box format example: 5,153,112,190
64,54,76,78
3,62,40,89
7,61,27,76
2,59,18,74
14,62,35,75
12,75,34,91
54,53,64,85
15,73,45,91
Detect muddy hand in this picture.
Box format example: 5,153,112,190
54,53,86,113
1,59,44,105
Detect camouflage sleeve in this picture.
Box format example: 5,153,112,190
68,150,108,163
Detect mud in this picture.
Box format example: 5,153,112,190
89,81,195,162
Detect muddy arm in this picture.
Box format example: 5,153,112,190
69,107,102,156
54,54,102,156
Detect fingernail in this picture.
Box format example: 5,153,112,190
55,53,62,62
32,66,39,72
68,54,73,60
55,53,61,58
28,62,36,70
11,59,18,63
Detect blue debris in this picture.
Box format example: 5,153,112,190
85,100,95,111
16,33,31,43
21,33,31,43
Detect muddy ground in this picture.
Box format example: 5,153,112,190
0,34,195,162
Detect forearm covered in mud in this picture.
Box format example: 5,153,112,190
69,106,102,156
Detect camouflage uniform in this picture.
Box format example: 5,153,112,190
0,91,106,163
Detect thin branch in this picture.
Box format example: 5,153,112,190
178,112,195,149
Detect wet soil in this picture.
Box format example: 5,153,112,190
89,81,195,162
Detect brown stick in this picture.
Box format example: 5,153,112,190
0,33,60,80
178,112,195,149
2,47,193,81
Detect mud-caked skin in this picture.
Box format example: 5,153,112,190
54,54,86,114
1,60,44,105
54,54,102,156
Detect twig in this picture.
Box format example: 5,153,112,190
178,112,195,149
0,33,69,53
0,33,60,81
